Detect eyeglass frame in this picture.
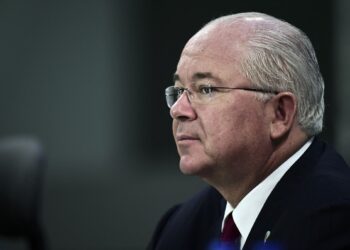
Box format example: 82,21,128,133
165,84,279,108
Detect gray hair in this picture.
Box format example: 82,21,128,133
207,12,325,136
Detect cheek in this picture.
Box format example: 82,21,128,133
172,120,179,138
202,105,265,151
201,110,239,152
172,121,176,136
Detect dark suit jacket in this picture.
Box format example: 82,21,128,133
147,139,350,250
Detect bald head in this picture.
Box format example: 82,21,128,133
184,12,282,56
181,12,325,136
182,14,254,63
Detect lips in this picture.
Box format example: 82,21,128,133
176,134,199,142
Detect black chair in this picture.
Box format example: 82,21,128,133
0,137,47,250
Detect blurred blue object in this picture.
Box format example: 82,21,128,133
253,241,282,250
208,240,239,250
207,239,282,250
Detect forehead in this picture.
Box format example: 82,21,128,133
185,21,247,57
174,22,248,84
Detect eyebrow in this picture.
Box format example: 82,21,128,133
173,72,222,84
173,74,180,83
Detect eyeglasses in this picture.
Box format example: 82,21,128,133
165,84,278,108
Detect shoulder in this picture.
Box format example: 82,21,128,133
301,140,350,207
155,185,223,228
281,139,350,207
248,140,350,249
147,186,224,250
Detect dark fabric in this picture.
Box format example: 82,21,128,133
147,139,350,250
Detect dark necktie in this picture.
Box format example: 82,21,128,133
220,213,240,244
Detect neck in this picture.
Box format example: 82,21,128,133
203,128,309,207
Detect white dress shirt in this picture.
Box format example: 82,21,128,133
221,138,313,249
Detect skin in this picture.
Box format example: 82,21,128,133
170,18,308,207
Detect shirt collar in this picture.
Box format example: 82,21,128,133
222,138,313,248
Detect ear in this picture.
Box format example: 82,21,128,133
269,92,297,140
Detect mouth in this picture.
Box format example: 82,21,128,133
176,134,199,143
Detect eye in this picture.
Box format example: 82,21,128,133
175,87,185,96
199,85,215,95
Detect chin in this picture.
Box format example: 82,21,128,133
179,164,199,175
178,155,212,176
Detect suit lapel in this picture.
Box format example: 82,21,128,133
243,139,325,249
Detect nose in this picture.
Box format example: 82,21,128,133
170,92,197,121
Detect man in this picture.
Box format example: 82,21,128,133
147,12,350,250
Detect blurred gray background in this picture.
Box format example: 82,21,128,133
0,0,349,249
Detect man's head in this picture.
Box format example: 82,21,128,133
167,12,324,192
210,12,324,136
